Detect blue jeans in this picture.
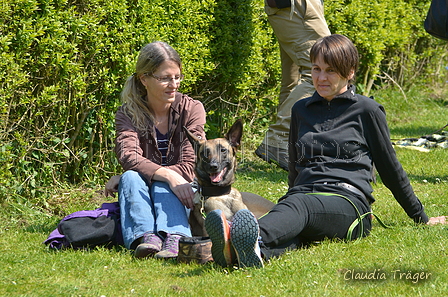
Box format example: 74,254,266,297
118,170,192,249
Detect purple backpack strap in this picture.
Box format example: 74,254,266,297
44,228,68,250
61,209,109,221
100,202,120,216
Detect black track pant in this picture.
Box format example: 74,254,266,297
258,184,372,259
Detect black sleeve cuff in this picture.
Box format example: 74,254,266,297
413,212,429,224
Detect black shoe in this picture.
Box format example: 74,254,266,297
255,144,288,171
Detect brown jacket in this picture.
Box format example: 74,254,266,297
114,92,206,184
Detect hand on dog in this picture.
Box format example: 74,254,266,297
104,175,121,197
427,216,448,226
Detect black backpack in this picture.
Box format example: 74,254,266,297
44,202,123,249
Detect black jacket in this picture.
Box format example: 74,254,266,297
288,85,428,223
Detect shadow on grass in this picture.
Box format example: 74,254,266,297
25,219,60,234
429,95,448,107
406,174,448,183
389,125,447,140
173,262,219,277
236,159,288,183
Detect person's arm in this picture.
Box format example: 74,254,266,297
153,97,205,209
104,175,121,197
288,102,300,188
152,167,195,209
114,107,162,183
113,98,205,209
364,105,428,223
103,170,195,209
164,98,206,181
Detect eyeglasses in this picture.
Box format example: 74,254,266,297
146,73,184,84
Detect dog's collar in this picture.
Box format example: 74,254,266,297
199,185,232,197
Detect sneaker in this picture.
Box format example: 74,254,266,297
134,233,163,258
205,209,235,267
230,209,264,268
255,143,288,171
155,234,182,259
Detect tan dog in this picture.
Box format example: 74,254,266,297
184,120,275,236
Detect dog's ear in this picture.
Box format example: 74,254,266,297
225,119,243,148
183,126,205,151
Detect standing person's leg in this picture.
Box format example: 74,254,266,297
279,45,300,104
257,0,331,170
151,181,192,258
256,45,299,169
269,0,330,68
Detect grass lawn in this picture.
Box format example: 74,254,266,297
1,87,447,296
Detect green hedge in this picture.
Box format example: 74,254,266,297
0,0,446,202
325,0,447,93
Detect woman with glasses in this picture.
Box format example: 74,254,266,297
105,42,206,259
